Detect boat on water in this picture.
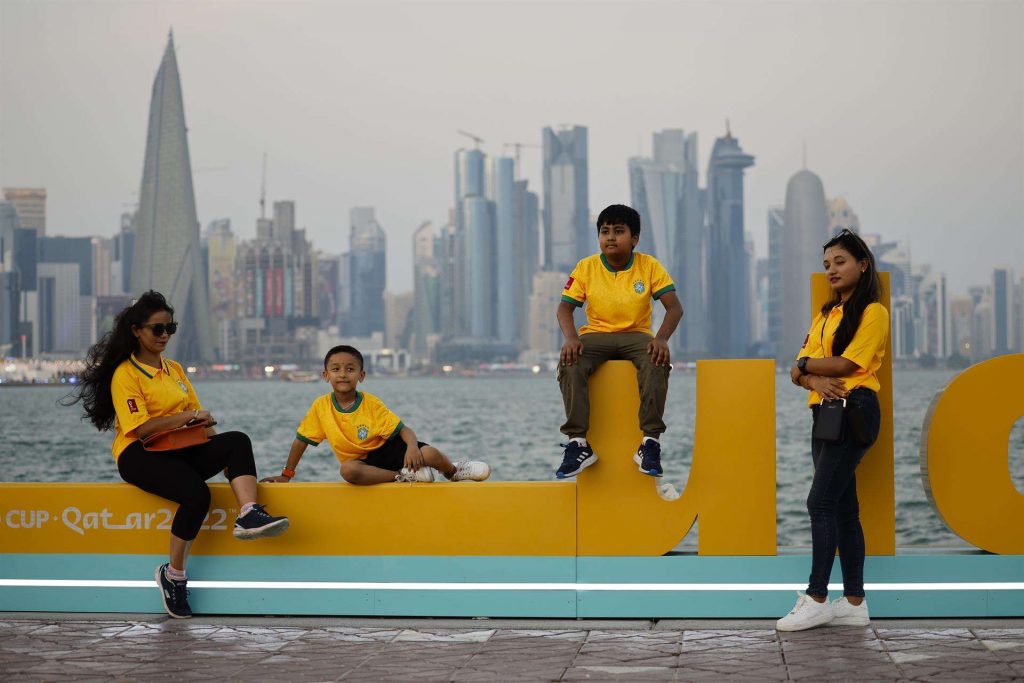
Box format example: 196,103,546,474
281,370,320,382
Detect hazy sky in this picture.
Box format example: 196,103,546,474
1,0,1021,294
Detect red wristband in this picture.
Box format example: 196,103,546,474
281,468,296,478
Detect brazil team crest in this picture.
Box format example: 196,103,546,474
357,425,369,441
633,279,646,294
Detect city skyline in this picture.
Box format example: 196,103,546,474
1,2,1021,296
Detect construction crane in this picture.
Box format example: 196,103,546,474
457,130,484,149
503,142,540,179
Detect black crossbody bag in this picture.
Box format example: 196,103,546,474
811,317,846,443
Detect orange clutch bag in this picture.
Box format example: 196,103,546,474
141,424,210,452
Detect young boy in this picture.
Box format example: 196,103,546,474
263,345,490,485
555,204,683,479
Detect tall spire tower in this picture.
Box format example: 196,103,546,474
131,31,215,362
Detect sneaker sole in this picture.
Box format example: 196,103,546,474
233,517,290,540
632,453,663,477
154,565,191,619
555,454,597,479
775,614,834,631
830,616,870,626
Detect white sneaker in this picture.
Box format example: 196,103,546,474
395,467,434,483
775,592,834,631
451,461,491,482
830,596,870,626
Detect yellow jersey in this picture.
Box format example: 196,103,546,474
296,391,404,464
798,301,889,406
561,252,676,335
110,355,202,459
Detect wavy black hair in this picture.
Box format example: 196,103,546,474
64,291,174,431
820,229,882,357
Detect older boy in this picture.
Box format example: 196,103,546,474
555,204,683,479
262,345,490,485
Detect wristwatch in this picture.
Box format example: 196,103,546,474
281,468,296,479
797,356,810,374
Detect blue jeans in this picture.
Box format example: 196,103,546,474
806,388,881,599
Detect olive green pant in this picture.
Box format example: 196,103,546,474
557,332,671,440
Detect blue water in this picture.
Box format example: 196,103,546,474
3,370,1021,548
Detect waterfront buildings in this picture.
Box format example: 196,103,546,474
130,32,215,362
347,207,386,338
543,126,590,272
706,127,755,358
2,188,46,235
778,169,829,361
629,129,707,357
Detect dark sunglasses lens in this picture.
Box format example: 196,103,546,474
165,322,178,336
151,323,177,336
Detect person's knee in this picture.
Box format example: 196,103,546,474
340,461,367,484
222,430,253,451
181,482,212,511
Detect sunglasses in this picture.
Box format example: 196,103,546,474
141,322,178,337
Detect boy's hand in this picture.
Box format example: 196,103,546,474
808,376,849,401
647,338,671,366
561,339,584,366
259,475,292,483
404,443,426,471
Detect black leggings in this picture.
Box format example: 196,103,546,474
117,431,258,541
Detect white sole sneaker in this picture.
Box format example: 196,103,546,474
830,597,870,626
233,517,290,540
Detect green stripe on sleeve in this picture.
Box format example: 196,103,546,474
561,294,584,307
296,433,320,447
388,421,405,440
653,284,676,300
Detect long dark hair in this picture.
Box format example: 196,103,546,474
65,291,174,431
820,229,881,357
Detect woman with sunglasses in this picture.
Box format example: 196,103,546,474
69,291,290,619
775,229,888,632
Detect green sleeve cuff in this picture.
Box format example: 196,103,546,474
653,284,676,300
296,433,320,447
388,421,405,441
561,294,584,307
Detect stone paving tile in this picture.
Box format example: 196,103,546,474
563,664,676,680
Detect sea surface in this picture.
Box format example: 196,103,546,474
2,369,1020,548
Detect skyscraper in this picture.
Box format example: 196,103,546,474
488,156,517,343
543,126,589,271
779,169,829,361
828,197,860,235
2,188,46,235
130,32,215,362
347,207,386,338
412,221,440,360
992,267,1017,355
766,206,784,356
628,129,706,357
706,127,755,358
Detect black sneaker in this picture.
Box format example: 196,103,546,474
233,504,290,540
633,439,663,477
555,440,597,479
155,563,192,619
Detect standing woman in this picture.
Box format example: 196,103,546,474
776,229,888,632
69,291,289,619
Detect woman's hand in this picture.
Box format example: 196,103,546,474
790,363,802,385
186,409,215,427
259,475,292,483
808,376,849,401
403,443,426,471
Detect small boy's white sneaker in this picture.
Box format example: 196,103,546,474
776,592,834,631
830,596,870,626
451,461,491,482
396,467,434,483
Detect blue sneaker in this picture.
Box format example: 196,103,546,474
555,440,597,479
233,504,290,540
155,563,191,619
633,439,663,477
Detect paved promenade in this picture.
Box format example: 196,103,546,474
2,614,1023,681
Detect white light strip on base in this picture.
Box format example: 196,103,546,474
2,579,1024,591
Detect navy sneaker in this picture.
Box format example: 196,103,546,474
555,440,597,479
155,563,192,619
633,439,663,477
233,504,290,540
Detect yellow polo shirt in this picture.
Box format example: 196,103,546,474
561,252,676,335
110,355,202,459
296,391,404,464
798,302,889,406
